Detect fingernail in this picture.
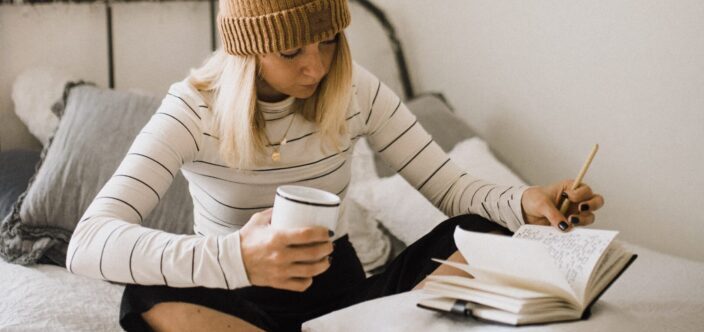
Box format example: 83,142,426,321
558,221,569,231
570,216,580,225
561,192,569,199
579,204,590,212
328,230,335,237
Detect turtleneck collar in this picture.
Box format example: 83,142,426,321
257,95,297,120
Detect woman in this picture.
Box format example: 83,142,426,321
66,0,604,331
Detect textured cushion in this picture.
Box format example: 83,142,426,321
374,94,476,177
0,83,194,266
11,67,77,146
0,150,41,218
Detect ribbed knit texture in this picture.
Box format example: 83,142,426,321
218,0,351,55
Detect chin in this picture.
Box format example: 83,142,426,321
293,88,318,99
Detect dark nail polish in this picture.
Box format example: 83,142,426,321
328,230,335,237
580,204,590,212
561,192,569,199
558,221,569,231
570,216,580,225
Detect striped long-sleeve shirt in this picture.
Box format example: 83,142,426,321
66,62,528,290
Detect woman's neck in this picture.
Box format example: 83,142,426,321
256,78,289,103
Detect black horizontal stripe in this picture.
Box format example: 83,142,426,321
193,160,229,168
470,184,492,207
346,112,361,120
378,120,418,153
388,99,403,119
160,239,172,286
336,181,350,196
68,244,80,274
458,179,482,209
198,211,236,228
438,173,467,207
481,202,493,222
99,224,124,280
483,187,496,203
114,174,161,201
417,158,451,191
398,139,433,173
203,132,219,140
129,231,149,284
216,237,230,289
167,93,202,120
297,160,346,183
267,131,315,147
253,146,351,172
191,182,273,210
128,153,174,179
78,215,94,223
190,171,247,184
507,200,521,224
97,196,143,222
198,105,208,109
275,192,340,208
498,186,513,199
155,112,200,152
266,114,361,148
365,81,381,125
497,200,507,227
191,245,196,284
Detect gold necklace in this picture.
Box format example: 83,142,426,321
264,112,296,162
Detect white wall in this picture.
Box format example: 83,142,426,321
0,2,212,151
0,3,109,151
374,0,704,261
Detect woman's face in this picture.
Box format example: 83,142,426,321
256,34,339,101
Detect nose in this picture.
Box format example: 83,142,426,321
301,45,326,82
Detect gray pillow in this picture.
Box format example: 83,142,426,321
374,94,476,177
0,83,194,266
0,150,41,218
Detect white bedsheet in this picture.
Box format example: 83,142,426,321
303,242,704,331
0,259,124,332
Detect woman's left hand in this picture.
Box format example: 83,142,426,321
520,179,605,231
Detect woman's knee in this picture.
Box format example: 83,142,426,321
142,302,264,332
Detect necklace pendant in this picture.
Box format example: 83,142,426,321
272,149,281,162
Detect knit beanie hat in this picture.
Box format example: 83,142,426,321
218,0,351,56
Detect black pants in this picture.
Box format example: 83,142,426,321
120,214,511,331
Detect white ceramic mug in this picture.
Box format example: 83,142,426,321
271,185,341,231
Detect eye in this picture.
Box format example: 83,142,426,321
321,34,339,45
280,49,301,59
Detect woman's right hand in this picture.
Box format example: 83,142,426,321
238,208,333,292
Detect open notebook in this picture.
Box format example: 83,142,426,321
418,225,637,326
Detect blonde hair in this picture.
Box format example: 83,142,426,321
188,33,353,169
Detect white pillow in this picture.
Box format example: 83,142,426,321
357,138,528,245
344,138,391,273
11,67,77,146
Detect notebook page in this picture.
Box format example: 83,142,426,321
513,225,618,302
453,227,578,305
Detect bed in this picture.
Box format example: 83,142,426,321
2,1,703,331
